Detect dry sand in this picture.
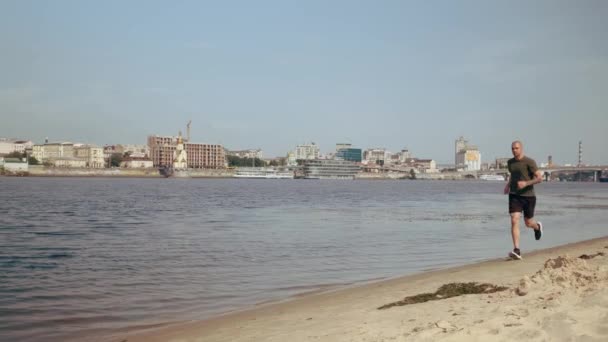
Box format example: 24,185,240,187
107,237,608,342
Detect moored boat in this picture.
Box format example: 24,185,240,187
302,159,360,179
479,174,505,181
234,167,294,179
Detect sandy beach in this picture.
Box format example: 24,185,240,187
101,236,608,342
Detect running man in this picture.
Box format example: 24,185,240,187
504,141,544,260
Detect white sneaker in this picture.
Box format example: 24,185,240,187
509,248,522,260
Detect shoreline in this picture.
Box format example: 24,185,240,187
1,166,515,180
0,174,572,181
102,236,608,342
0,166,234,178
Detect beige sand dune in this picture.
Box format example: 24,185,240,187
105,237,608,342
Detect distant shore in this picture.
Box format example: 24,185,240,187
2,165,235,178
2,166,487,180
102,236,608,342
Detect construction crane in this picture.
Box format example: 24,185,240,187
186,120,192,142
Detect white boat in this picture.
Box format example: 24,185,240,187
479,174,505,181
234,167,294,179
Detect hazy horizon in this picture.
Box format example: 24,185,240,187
1,1,607,164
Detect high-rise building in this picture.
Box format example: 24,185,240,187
335,148,362,162
456,148,481,171
455,136,481,171
455,136,468,165
147,136,175,167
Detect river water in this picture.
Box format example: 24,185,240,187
1,178,606,341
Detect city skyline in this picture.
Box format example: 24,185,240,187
2,133,601,169
1,1,607,164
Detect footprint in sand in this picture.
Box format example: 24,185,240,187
435,320,458,333
504,307,530,318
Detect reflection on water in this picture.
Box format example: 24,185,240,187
1,178,606,341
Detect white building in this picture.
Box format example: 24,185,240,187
388,153,401,165
286,151,297,166
121,157,154,168
294,143,320,161
0,138,33,155
456,149,481,171
173,133,188,169
32,142,102,168
363,148,390,165
227,148,263,159
0,157,28,173
455,136,481,171
74,145,105,168
102,144,149,159
32,142,75,161
121,144,150,158
0,139,14,155
14,140,33,153
404,158,437,173
50,157,87,168
398,148,412,163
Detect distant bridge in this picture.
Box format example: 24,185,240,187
361,165,608,182
472,166,608,182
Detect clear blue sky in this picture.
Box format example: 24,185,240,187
1,0,607,164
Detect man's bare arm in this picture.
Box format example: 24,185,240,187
517,170,543,189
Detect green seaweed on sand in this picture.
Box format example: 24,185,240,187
378,282,509,310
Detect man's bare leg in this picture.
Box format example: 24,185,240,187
524,218,540,230
511,212,521,249
525,217,543,240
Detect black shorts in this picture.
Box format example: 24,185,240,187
509,194,536,219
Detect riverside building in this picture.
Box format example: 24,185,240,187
147,134,226,169
32,142,104,168
0,138,33,155
294,143,320,161
363,148,389,165
227,149,263,159
74,145,105,168
455,136,481,171
335,143,362,163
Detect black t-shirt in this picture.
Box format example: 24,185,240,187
508,156,538,196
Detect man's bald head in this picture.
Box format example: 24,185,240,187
511,141,524,159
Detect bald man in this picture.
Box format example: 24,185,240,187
504,141,544,260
